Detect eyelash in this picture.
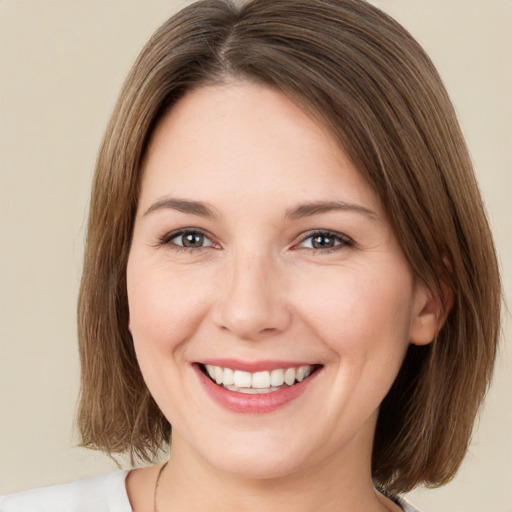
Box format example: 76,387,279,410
157,229,217,253
295,230,354,253
157,229,354,254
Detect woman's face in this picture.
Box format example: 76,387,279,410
127,81,434,479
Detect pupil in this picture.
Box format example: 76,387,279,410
183,233,203,247
312,235,333,249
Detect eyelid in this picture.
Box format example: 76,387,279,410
157,228,219,249
293,230,354,251
156,228,352,252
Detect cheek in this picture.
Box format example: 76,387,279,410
126,258,212,354
295,264,415,360
126,257,216,420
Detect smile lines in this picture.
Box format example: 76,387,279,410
201,364,318,394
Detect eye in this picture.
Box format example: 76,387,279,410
159,229,216,250
297,231,353,251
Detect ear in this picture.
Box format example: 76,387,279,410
409,280,454,346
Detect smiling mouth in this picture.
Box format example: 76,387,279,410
199,363,322,394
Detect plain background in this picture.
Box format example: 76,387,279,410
0,1,511,511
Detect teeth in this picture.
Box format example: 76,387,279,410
205,365,216,380
202,364,316,391
223,367,234,386
270,369,285,387
252,371,270,388
284,368,295,386
233,370,252,388
225,385,283,394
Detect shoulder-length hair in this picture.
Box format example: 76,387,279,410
77,0,501,493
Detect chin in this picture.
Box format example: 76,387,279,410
212,451,307,481
194,429,314,480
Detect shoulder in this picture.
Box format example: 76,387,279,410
394,495,423,512
0,470,132,512
379,490,423,512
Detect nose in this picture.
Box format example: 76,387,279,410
213,250,292,341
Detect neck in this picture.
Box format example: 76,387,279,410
156,430,395,512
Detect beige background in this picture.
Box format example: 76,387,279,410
0,1,510,511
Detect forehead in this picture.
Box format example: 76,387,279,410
140,81,381,217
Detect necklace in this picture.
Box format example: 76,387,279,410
153,461,168,512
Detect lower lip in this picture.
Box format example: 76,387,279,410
194,365,320,414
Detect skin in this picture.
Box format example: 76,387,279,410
125,81,442,512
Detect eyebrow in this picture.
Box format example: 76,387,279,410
285,200,378,221
143,198,217,218
143,197,377,221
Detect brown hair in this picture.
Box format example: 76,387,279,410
77,0,501,492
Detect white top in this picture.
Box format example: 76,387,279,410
0,471,132,512
0,470,421,512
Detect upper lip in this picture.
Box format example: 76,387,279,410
195,358,321,373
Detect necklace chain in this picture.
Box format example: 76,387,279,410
153,461,168,512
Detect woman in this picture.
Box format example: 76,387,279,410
0,0,501,511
